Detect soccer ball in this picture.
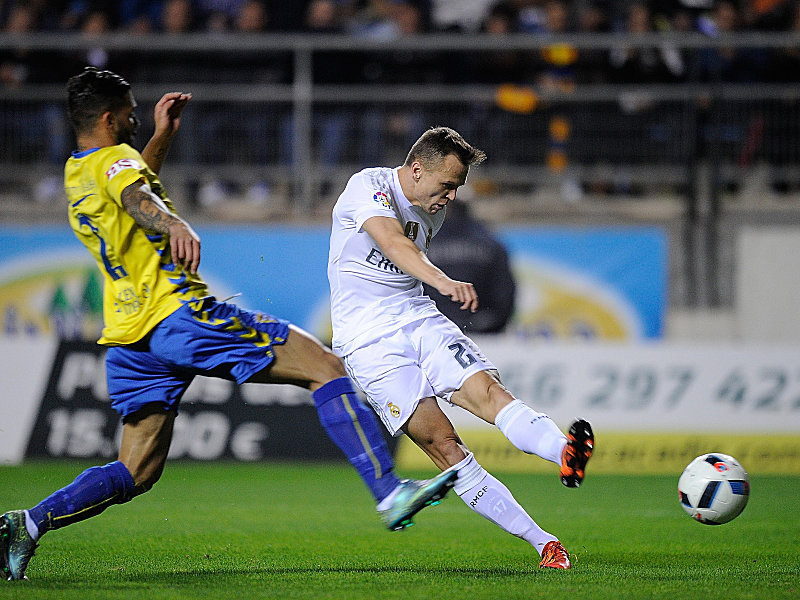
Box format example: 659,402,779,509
677,453,750,525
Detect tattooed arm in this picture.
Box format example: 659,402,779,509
121,180,201,273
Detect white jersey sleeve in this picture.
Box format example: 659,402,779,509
327,167,444,356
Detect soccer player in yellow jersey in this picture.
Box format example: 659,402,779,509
0,67,456,581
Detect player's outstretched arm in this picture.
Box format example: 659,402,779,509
363,216,478,313
121,180,201,273
141,92,191,175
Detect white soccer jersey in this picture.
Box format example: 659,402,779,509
328,166,445,356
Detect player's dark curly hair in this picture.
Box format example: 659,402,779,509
66,67,132,136
403,126,486,169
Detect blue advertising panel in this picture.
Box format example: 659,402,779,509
500,227,667,339
0,224,666,341
197,225,332,328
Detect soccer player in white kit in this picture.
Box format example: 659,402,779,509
327,127,595,569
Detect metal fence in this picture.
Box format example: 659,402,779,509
1,32,800,308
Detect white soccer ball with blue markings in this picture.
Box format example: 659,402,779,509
678,453,750,525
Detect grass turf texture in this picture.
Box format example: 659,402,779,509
0,462,798,600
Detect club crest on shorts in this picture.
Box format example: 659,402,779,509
372,191,391,209
387,402,401,418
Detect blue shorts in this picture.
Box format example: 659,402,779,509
106,298,290,418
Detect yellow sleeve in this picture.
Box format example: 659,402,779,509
101,145,149,208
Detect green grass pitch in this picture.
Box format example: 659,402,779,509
1,461,798,600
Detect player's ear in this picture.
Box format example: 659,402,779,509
412,161,423,183
100,110,115,129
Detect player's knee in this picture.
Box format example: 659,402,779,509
317,346,347,381
487,378,514,410
456,371,515,422
133,477,158,497
130,465,165,497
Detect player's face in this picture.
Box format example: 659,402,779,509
413,154,468,214
111,92,139,146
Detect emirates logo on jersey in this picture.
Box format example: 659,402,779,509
372,191,391,209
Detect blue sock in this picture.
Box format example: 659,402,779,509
28,461,135,536
313,377,400,503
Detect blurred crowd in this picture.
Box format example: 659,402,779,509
2,0,800,86
2,0,800,207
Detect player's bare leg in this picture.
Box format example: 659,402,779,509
402,398,566,562
246,324,344,390
400,396,467,470
118,405,177,495
248,325,457,530
449,369,512,423
2,405,173,581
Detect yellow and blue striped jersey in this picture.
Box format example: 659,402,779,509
65,143,208,345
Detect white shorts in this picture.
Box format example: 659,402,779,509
342,313,495,436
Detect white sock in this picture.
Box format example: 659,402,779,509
453,452,557,555
494,400,567,465
24,509,39,541
376,484,401,512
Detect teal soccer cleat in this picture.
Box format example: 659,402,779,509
1,511,37,581
379,468,459,531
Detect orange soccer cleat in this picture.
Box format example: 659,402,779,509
539,540,571,569
560,418,594,488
